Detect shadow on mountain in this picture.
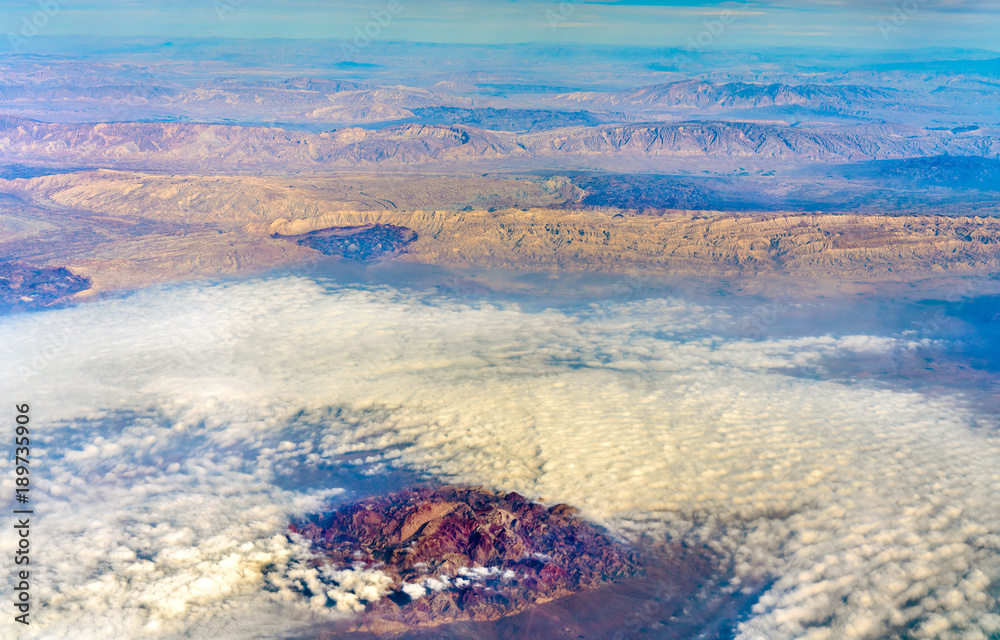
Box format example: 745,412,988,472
839,155,1000,191
0,164,90,180
408,107,606,132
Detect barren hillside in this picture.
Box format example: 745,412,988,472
3,171,998,296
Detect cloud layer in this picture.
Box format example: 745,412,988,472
1,275,999,639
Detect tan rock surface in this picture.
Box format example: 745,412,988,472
270,208,1000,279
2,171,998,297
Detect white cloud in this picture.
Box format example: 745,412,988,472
1,275,998,639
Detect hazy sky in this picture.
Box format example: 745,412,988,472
2,0,999,51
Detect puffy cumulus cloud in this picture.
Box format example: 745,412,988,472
1,275,999,639
0,423,392,640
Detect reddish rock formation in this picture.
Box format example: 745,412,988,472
290,486,641,632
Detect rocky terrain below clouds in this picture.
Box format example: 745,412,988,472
3,39,1000,640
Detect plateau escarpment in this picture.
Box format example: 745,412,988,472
271,209,1000,281
2,171,999,297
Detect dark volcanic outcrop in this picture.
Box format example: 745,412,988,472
0,262,91,310
290,486,640,631
273,224,417,262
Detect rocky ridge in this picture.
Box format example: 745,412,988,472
3,171,1000,297
1,117,997,173
290,486,640,633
